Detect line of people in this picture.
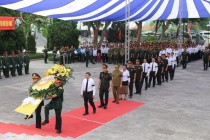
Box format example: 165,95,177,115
0,50,30,79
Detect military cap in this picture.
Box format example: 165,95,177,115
32,73,41,79
17,50,21,54
102,64,108,68
115,64,120,68
11,51,14,55
54,76,62,83
3,51,8,55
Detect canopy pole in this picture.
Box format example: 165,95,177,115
125,0,130,63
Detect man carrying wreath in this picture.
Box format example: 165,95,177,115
42,76,64,134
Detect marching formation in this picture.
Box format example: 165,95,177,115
0,50,30,79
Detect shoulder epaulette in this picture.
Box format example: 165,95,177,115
59,87,63,89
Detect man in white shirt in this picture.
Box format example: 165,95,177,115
148,57,158,87
101,45,106,63
81,72,96,115
167,53,174,81
141,59,150,90
171,52,177,80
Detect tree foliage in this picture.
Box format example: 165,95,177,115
107,22,125,43
0,7,26,54
47,19,80,49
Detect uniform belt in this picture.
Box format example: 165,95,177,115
84,91,93,94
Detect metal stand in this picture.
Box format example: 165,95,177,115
125,0,130,63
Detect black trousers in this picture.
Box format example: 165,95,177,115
157,72,162,85
35,103,42,128
149,71,156,87
135,79,141,94
105,53,108,63
99,88,109,106
44,103,62,131
165,70,168,82
129,81,134,96
171,65,176,80
204,61,208,70
182,60,187,69
102,53,105,63
44,55,48,63
141,73,148,89
78,53,81,62
83,91,96,113
25,64,29,74
168,65,173,80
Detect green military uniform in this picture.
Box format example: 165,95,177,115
2,52,10,78
0,56,2,79
70,48,75,63
127,65,136,97
130,48,135,63
112,66,122,103
111,48,115,64
59,49,65,65
203,51,209,70
99,66,112,108
16,52,23,75
43,86,64,133
182,51,188,69
134,49,139,64
52,49,57,64
43,48,48,63
134,64,142,94
9,53,17,77
120,48,125,65
108,48,112,64
114,48,120,64
24,52,30,74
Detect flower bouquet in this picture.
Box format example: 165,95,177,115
29,64,74,98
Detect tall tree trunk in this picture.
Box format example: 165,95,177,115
99,22,111,46
87,22,91,37
161,20,171,41
91,22,101,46
135,21,142,42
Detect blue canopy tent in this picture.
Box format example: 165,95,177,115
0,0,209,21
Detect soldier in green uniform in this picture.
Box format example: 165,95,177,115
112,65,122,104
16,50,23,76
114,46,120,64
2,51,10,78
52,46,57,64
24,51,30,74
157,56,164,85
181,48,188,69
43,45,48,64
42,76,64,134
130,47,135,64
134,47,139,64
111,47,115,64
120,46,125,65
98,64,112,109
127,60,136,98
0,55,2,79
59,46,66,65
134,59,143,95
70,46,75,63
9,51,17,77
203,47,209,70
108,46,113,64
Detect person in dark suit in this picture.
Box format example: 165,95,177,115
41,76,64,134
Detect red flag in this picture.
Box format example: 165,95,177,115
118,29,122,40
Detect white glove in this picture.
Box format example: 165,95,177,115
3,66,5,69
9,65,12,68
24,64,26,66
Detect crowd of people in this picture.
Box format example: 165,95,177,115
0,50,30,79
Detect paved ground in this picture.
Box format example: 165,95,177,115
0,60,210,140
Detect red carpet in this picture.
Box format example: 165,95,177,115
0,99,144,138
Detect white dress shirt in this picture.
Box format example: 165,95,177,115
93,49,97,56
81,78,96,95
121,69,130,82
142,63,150,74
167,57,174,68
149,62,158,74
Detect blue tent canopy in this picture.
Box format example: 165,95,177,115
0,0,209,21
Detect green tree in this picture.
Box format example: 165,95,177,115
27,31,36,53
47,19,80,49
107,22,125,43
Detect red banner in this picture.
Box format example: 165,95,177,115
0,16,15,30
118,29,122,40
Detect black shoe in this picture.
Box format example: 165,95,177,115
112,100,116,103
145,88,147,90
119,98,122,100
41,120,49,125
124,98,126,100
116,101,119,104
83,113,89,116
93,110,96,114
129,95,132,98
104,106,107,109
0,77,2,79
153,85,155,87
25,115,33,120
98,105,104,108
56,130,62,134
36,127,41,129
148,86,150,88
